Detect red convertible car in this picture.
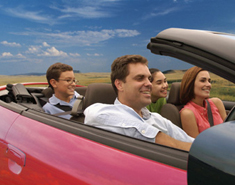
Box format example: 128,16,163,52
0,28,235,184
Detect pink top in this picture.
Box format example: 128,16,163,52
181,99,223,133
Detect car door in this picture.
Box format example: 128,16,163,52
0,103,24,179
1,102,188,185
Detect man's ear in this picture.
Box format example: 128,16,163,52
50,79,57,89
114,79,124,92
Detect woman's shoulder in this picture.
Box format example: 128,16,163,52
180,107,194,116
210,97,221,103
209,97,223,107
181,101,196,111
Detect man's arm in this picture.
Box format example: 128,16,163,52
155,132,192,151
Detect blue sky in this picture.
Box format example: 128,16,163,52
0,0,234,75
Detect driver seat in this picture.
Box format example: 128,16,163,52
70,83,116,123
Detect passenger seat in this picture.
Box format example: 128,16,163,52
160,82,183,128
70,83,116,122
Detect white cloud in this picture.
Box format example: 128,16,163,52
4,0,120,26
115,29,140,37
5,7,57,25
2,52,13,57
15,29,140,46
26,46,42,54
86,53,103,57
69,53,81,57
42,42,50,47
53,0,121,19
16,53,26,58
58,6,110,19
142,7,179,20
39,47,68,57
1,41,21,47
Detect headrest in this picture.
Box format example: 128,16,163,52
83,83,116,110
42,87,54,98
167,82,181,105
75,86,87,96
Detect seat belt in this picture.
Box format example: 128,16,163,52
206,99,214,127
53,95,84,116
71,95,84,116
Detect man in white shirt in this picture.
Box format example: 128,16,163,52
84,55,193,151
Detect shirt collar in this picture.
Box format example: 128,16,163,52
114,98,151,120
49,91,80,105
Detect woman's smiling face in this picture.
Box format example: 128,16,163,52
151,71,168,102
193,70,211,100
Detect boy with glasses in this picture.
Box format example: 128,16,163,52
43,62,80,119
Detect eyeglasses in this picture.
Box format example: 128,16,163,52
58,79,78,84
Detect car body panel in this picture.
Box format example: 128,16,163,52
0,108,21,184
0,107,187,185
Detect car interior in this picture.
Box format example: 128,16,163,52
0,82,185,127
0,83,117,123
1,81,234,127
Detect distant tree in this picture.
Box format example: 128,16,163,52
73,70,80,73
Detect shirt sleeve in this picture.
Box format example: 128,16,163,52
151,112,194,143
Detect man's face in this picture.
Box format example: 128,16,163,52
52,70,76,101
117,63,152,112
151,71,168,102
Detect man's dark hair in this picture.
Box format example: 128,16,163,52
111,55,148,94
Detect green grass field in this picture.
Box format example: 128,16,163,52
0,72,111,87
0,70,234,101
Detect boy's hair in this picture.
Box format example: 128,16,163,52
180,66,204,104
46,62,73,89
111,55,148,94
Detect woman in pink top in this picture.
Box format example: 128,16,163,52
180,66,227,138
